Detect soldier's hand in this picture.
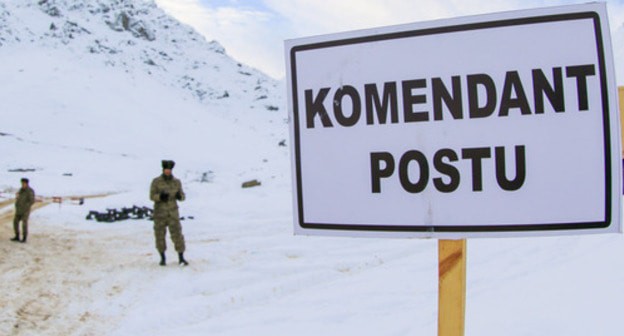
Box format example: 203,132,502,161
159,192,169,202
175,191,182,200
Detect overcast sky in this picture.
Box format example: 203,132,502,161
154,0,624,81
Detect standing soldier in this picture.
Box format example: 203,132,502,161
12,178,35,243
150,160,189,266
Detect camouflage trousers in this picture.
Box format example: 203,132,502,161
153,216,186,253
13,212,30,238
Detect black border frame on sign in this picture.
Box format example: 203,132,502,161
289,11,612,233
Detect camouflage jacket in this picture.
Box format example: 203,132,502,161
15,187,35,215
150,174,185,218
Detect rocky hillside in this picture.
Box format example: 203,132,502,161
0,0,288,195
0,0,281,108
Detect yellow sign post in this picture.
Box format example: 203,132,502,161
438,239,467,336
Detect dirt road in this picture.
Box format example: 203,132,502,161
0,197,152,335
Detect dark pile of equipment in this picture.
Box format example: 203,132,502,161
86,206,153,222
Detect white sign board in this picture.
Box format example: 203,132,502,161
285,3,621,238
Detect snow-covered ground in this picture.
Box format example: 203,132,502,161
2,177,624,335
1,0,623,335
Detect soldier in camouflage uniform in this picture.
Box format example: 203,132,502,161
12,178,35,243
150,160,188,266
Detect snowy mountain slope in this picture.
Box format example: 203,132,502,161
1,0,281,104
0,0,288,195
0,43,286,191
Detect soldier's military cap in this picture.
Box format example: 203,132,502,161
162,160,175,169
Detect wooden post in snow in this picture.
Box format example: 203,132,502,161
438,239,467,336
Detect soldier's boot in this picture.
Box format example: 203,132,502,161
10,235,20,242
159,252,166,266
178,252,189,266
20,234,27,243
